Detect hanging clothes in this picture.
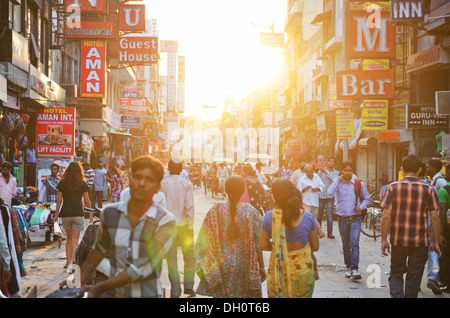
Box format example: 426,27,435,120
0,203,21,297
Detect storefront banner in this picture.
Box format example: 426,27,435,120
119,97,149,116
178,56,185,113
81,41,106,98
362,100,388,130
167,52,177,112
328,83,351,109
12,30,29,72
36,108,76,156
121,115,141,129
123,86,138,97
0,75,6,103
336,110,355,139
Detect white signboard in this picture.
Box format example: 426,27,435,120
167,52,177,112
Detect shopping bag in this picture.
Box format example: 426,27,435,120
53,222,63,237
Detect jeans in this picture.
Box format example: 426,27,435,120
166,224,196,297
95,191,103,208
389,246,428,298
426,214,438,282
337,216,361,270
318,198,334,234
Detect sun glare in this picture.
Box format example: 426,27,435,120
144,0,287,121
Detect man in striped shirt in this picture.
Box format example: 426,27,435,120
61,155,176,298
381,154,442,298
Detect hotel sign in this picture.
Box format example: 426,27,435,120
391,0,423,22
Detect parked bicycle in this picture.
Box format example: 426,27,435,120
361,201,382,240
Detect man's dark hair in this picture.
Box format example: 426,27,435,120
82,162,90,169
328,157,336,162
131,155,165,184
1,162,12,170
418,162,426,178
402,154,422,173
51,163,60,170
168,159,183,175
428,159,443,173
97,163,103,169
341,161,353,170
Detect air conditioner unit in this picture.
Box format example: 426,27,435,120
61,84,77,98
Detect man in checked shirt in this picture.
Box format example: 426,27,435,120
381,154,442,298
60,155,176,298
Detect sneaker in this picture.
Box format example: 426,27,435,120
351,270,362,280
327,233,335,239
345,270,352,278
427,280,443,295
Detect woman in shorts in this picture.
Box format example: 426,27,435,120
53,162,92,270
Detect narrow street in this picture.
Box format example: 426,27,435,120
19,187,449,299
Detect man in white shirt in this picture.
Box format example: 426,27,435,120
217,163,229,191
161,159,195,297
256,162,268,185
290,158,307,186
297,164,324,219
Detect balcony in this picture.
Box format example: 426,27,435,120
284,0,303,33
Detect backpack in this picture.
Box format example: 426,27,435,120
354,179,367,220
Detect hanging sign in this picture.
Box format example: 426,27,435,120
362,100,388,130
336,110,355,139
119,36,158,64
347,10,395,59
120,116,141,129
80,40,106,98
336,70,395,100
36,107,76,156
119,4,146,32
407,104,449,129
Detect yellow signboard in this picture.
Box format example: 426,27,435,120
362,100,388,130
337,110,355,139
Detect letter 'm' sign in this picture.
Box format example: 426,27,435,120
347,10,395,59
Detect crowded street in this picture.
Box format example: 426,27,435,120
1,0,450,302
14,185,449,299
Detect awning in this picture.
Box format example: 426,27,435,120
311,10,332,25
358,137,378,148
109,132,133,138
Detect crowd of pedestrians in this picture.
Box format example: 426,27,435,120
1,152,450,298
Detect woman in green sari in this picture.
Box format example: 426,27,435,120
260,178,320,298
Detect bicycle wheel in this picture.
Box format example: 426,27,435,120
361,207,382,238
370,190,380,203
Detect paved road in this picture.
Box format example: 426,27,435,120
20,186,450,298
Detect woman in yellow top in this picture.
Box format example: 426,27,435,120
260,178,320,298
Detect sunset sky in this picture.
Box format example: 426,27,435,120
144,0,287,120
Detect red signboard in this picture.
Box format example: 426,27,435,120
119,4,146,32
379,131,401,141
119,97,150,116
119,37,158,64
81,41,106,98
36,108,76,157
66,0,107,13
347,10,395,59
336,70,395,100
65,21,115,38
